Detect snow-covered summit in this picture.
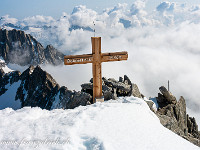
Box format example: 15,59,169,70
0,97,198,150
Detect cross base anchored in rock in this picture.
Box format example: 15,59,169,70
64,37,128,103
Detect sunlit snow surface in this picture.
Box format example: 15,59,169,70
0,97,198,150
0,57,13,73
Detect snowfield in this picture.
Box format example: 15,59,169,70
0,97,198,150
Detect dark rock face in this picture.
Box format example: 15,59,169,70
0,61,5,68
0,28,64,66
0,66,92,110
16,65,60,109
155,86,200,147
0,69,21,96
81,75,142,102
51,86,91,110
157,86,177,107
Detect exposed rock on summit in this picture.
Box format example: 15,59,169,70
157,86,177,107
81,75,142,101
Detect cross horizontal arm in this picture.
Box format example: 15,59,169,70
101,51,128,62
64,54,93,65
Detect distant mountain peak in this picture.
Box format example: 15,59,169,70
0,28,64,66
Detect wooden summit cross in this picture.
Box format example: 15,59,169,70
64,37,128,103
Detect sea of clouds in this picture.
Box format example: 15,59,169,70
1,1,200,113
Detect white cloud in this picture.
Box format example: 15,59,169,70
70,5,97,27
130,0,146,15
22,15,55,26
0,15,18,26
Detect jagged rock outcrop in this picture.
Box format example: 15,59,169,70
16,65,60,109
0,66,92,110
157,86,177,107
81,75,142,101
152,86,200,147
51,86,91,110
0,28,64,66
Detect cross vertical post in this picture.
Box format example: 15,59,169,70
92,37,102,103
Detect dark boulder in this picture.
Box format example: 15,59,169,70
157,86,176,108
51,86,92,109
81,75,142,101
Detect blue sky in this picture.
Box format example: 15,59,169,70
0,0,199,19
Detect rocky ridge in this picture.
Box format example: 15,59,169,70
0,66,91,110
0,28,64,66
0,65,143,109
0,65,142,109
147,86,200,147
81,75,142,101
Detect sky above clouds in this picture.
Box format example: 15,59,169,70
0,0,199,19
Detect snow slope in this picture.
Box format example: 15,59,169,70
0,57,13,73
0,81,21,110
0,97,198,150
